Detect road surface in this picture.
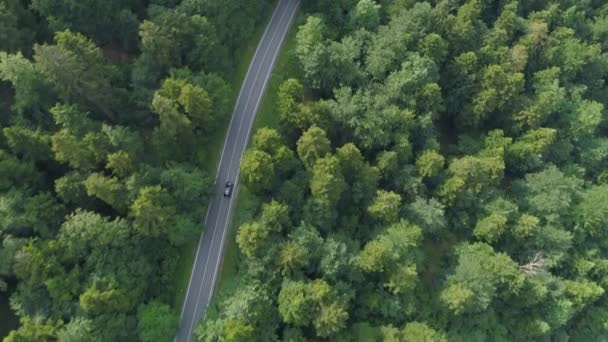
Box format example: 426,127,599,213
175,0,300,341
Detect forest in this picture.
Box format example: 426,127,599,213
2,0,608,341
199,0,608,341
0,0,271,340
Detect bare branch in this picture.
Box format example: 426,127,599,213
519,252,546,275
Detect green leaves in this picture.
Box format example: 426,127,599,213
2,126,49,162
327,87,406,150
568,99,604,140
297,126,331,170
35,31,120,121
0,1,35,53
576,185,608,237
85,173,128,213
419,34,449,64
507,128,556,171
131,186,176,238
416,150,445,178
278,279,349,337
385,53,439,105
170,216,198,246
106,151,133,178
522,165,583,223
79,285,131,315
57,318,99,342
0,0,264,339
160,164,211,214
137,302,178,342
237,222,270,259
253,127,283,154
474,213,508,244
543,27,603,82
296,16,327,90
154,78,207,127
407,197,446,237
3,317,59,342
51,129,108,170
237,201,290,260
6,0,608,339
310,155,346,208
469,64,525,126
0,235,25,291
31,0,139,49
278,79,312,130
221,320,255,342
58,210,130,259
279,224,323,276
515,67,565,128
440,152,505,202
440,283,475,315
206,0,608,340
349,0,381,31
150,77,220,161
278,280,316,327
0,52,50,115
0,190,65,238
402,322,447,342
314,300,349,337
441,243,524,315
240,150,275,194
368,190,402,224
358,221,421,273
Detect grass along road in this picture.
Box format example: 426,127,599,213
170,1,278,310
175,1,300,340
204,10,305,317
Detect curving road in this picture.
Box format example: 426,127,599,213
175,0,300,341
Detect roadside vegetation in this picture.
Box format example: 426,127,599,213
0,0,272,340
211,10,304,304
199,0,608,341
172,0,278,311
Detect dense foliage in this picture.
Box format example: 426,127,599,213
0,0,271,340
201,0,608,340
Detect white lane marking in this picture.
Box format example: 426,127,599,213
213,1,283,181
220,0,292,177
207,0,300,303
180,0,282,322
181,2,292,341
188,1,290,327
177,0,285,325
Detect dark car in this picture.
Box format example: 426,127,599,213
224,181,234,197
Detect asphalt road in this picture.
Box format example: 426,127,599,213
174,1,300,341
